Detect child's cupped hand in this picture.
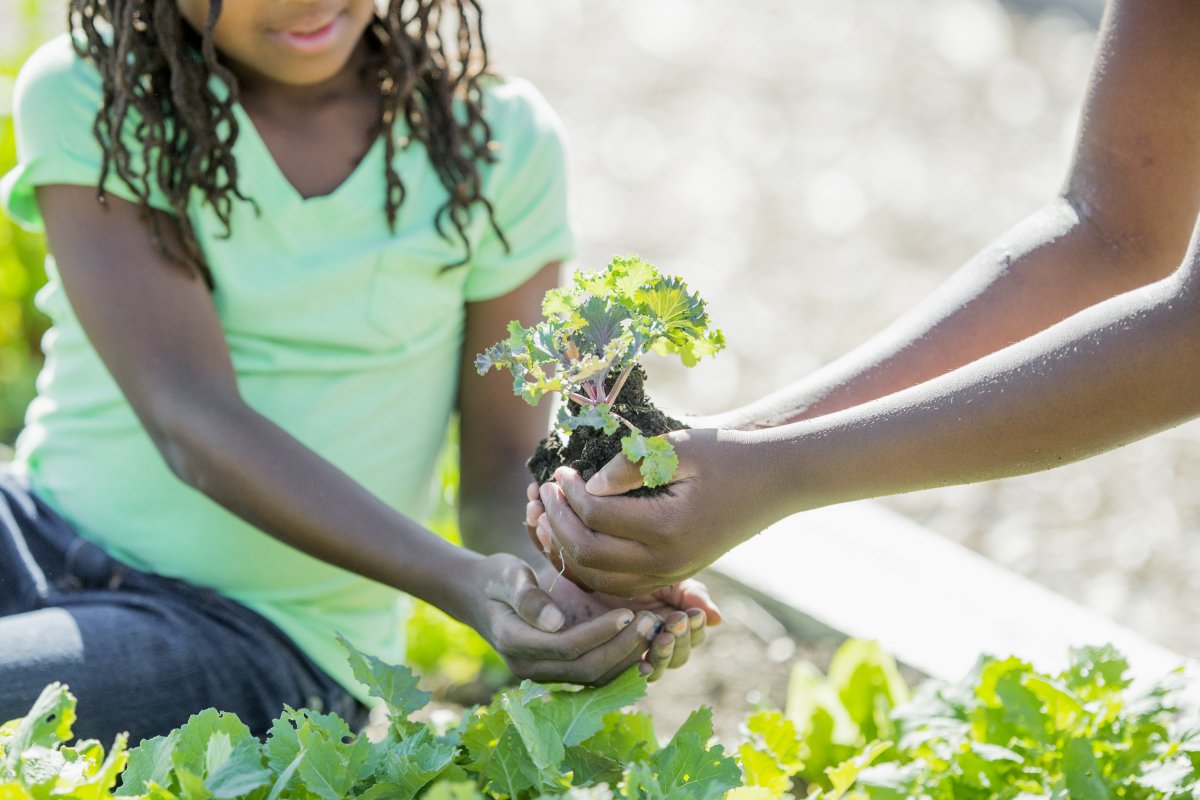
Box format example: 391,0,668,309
461,552,661,685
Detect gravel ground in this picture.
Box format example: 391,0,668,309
8,0,1199,735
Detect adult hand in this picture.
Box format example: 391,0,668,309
525,483,722,680
530,429,786,596
462,552,662,685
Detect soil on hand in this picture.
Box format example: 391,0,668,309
528,366,686,496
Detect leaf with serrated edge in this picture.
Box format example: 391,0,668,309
738,743,790,794
580,712,657,765
5,684,76,766
621,434,679,488
825,741,891,800
118,732,179,796
338,634,431,723
204,737,271,800
539,669,648,747
501,683,563,771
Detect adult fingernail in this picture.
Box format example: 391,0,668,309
618,611,635,628
638,662,653,677
585,473,607,494
667,617,688,636
688,610,706,629
538,605,565,632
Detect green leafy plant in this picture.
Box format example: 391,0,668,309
475,256,724,488
6,640,1196,800
779,640,1200,799
0,636,744,800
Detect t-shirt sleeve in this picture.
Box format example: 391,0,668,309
462,78,576,302
0,34,171,232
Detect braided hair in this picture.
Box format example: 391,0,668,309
68,0,507,288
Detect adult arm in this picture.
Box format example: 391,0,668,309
715,0,1200,430
38,185,655,683
545,246,1200,594
537,0,1200,594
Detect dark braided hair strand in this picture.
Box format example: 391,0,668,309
68,0,508,288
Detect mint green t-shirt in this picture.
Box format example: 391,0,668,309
0,34,575,703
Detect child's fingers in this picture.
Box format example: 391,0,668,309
512,611,662,685
487,562,565,633
687,608,708,650
644,629,676,682
665,610,691,670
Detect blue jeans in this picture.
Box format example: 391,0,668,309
0,473,367,743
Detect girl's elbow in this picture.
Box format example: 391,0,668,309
138,394,242,493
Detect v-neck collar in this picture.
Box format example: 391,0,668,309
230,101,388,211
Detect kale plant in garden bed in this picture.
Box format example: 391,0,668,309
6,637,1200,799
475,256,725,493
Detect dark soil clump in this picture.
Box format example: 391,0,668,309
528,365,686,496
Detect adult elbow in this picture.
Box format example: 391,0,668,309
1060,192,1187,284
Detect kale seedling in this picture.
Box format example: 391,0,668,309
475,255,725,488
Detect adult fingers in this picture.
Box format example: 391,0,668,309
486,561,566,633
526,497,545,533
582,453,645,496
554,468,670,549
540,481,655,571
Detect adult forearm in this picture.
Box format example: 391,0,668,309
723,199,1181,430
752,266,1200,517
153,399,481,619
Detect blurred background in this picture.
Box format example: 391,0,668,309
483,0,1199,663
5,0,1197,714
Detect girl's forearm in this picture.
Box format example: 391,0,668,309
748,265,1200,518
721,200,1182,432
156,399,483,620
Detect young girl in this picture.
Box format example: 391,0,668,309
0,0,711,743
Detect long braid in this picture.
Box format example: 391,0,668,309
67,0,507,287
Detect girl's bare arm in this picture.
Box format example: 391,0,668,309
37,185,654,682
456,262,559,564
718,0,1200,430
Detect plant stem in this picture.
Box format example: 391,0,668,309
610,410,641,435
604,362,637,406
565,391,594,407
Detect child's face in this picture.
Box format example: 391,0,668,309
176,0,377,88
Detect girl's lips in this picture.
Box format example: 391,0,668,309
273,13,345,54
